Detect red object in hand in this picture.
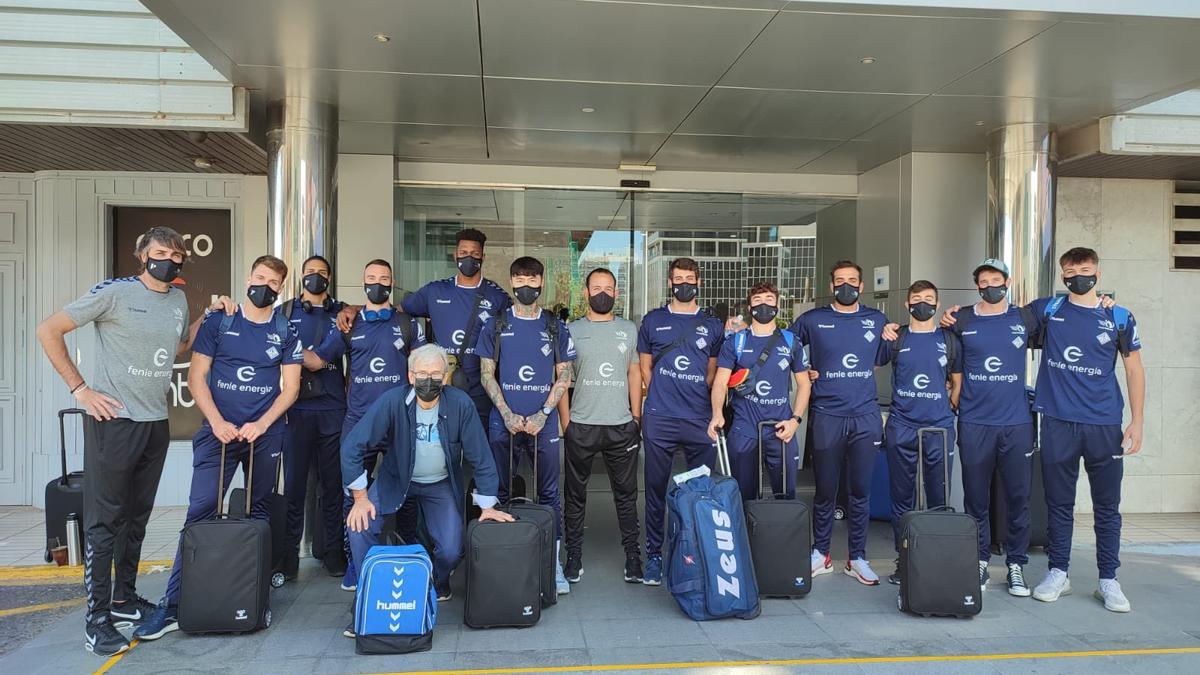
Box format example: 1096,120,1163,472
727,368,750,388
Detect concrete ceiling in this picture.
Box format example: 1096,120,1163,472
142,0,1200,174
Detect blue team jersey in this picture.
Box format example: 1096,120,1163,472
1031,297,1140,425
192,308,302,434
889,328,961,427
637,307,725,420
791,305,889,418
281,299,346,412
949,305,1033,426
717,329,807,439
475,308,576,417
401,277,511,399
313,310,426,420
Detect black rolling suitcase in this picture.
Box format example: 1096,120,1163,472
44,409,86,562
990,412,1048,552
500,434,557,608
897,427,981,618
178,442,273,633
745,420,812,598
229,458,289,588
463,516,542,628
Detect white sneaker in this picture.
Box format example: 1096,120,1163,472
811,549,832,577
1033,568,1072,603
1094,579,1131,613
554,547,570,596
979,560,989,592
844,558,880,586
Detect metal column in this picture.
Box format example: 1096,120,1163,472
267,98,338,293
986,122,1056,385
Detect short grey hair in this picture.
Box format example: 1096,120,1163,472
408,343,449,373
134,226,188,261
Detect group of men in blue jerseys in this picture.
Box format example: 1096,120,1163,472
44,220,1144,657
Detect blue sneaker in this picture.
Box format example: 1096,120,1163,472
132,603,178,641
341,558,357,592
642,555,663,586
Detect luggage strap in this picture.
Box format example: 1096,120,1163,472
915,427,950,511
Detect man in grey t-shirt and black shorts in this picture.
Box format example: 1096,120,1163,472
558,268,644,584
37,226,230,657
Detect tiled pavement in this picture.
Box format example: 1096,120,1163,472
1,505,1199,674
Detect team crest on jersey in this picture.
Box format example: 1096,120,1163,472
937,342,947,353
695,325,709,337
614,330,628,339
776,345,790,356
1010,324,1026,335
173,308,184,320
266,332,283,346
861,319,875,329
480,298,493,309
1098,319,1115,331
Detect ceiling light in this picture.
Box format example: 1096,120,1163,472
859,57,876,65
542,231,549,235
617,162,656,172
974,120,985,126
581,107,595,113
373,33,391,43
192,157,212,169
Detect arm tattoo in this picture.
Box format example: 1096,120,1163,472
480,358,509,414
542,361,572,409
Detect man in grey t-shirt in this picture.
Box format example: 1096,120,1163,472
37,226,230,657
558,267,643,585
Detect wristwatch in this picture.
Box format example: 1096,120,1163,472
541,406,554,416
792,414,803,423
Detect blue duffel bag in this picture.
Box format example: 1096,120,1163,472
354,544,437,654
665,433,760,621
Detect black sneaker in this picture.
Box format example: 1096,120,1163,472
887,558,901,586
110,595,156,628
624,555,643,584
564,553,583,584
85,619,130,657
436,581,452,602
1007,563,1031,597
324,550,347,577
979,561,990,592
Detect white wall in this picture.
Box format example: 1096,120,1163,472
335,154,395,303
1057,178,1199,513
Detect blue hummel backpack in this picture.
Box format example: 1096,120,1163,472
665,459,761,621
354,545,437,654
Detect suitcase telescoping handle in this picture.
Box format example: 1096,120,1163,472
756,419,795,500
215,441,255,518
915,427,950,511
508,432,539,505
57,409,86,482
714,430,732,477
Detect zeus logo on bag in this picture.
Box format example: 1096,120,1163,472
710,508,741,599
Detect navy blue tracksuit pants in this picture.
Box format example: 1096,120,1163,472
348,478,463,588
885,418,955,550
728,428,799,502
959,421,1033,565
642,412,716,557
1041,417,1124,579
489,412,563,530
163,427,283,605
283,408,345,560
810,411,883,561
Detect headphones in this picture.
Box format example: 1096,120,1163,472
300,296,336,313
363,307,393,323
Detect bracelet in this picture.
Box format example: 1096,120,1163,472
69,382,86,395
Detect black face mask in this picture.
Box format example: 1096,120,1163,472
979,285,1008,304
247,284,278,309
364,283,391,305
513,285,541,306
908,301,936,322
671,283,698,303
1064,274,1097,296
302,273,329,295
456,255,482,278
146,257,182,283
413,377,443,403
833,283,860,306
588,291,615,315
750,303,778,324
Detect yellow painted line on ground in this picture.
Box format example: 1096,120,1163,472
376,646,1200,675
0,559,172,585
0,597,83,618
92,639,138,675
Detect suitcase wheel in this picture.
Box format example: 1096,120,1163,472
271,572,285,589
834,506,846,521
44,550,53,564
